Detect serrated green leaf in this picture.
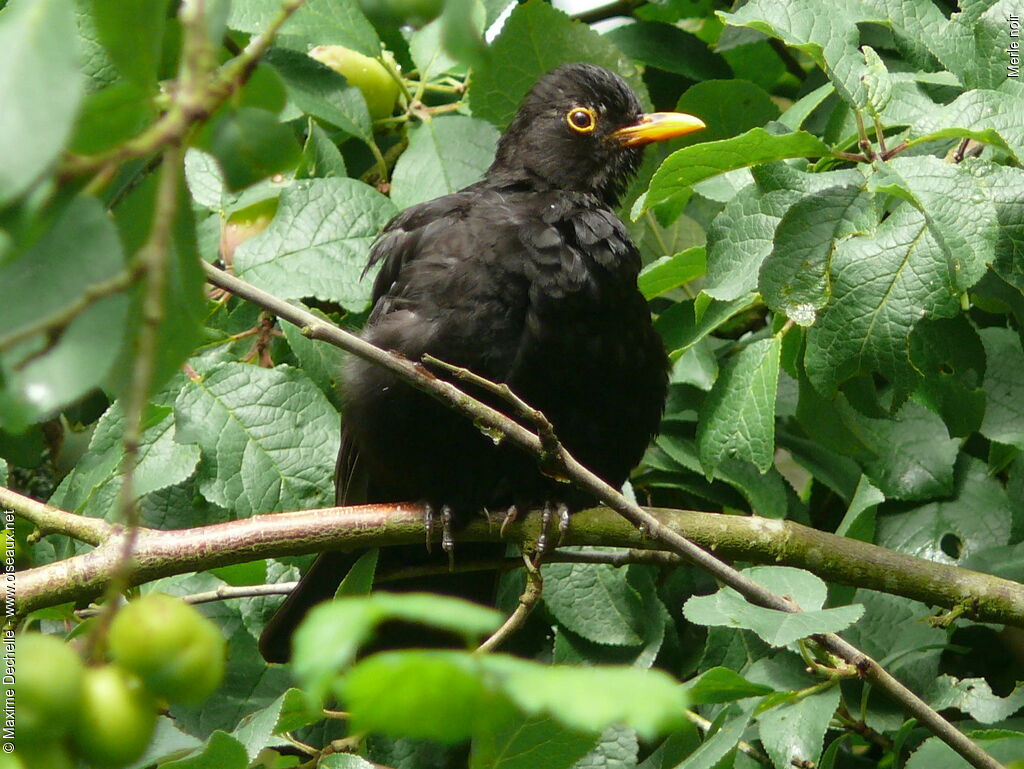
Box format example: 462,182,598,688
704,186,802,301
760,184,875,325
160,731,248,769
909,316,986,438
673,705,753,769
293,593,503,697
541,562,647,647
0,198,129,424
909,84,1024,162
390,116,499,210
0,0,83,207
321,755,378,769
858,45,891,116
280,303,346,405
472,715,597,769
683,566,864,646
571,725,637,769
928,675,1024,724
684,667,774,705
929,0,1018,90
719,0,884,107
804,205,960,400
697,337,781,476
834,475,883,542
228,0,380,57
906,733,1024,769
654,293,759,360
234,177,398,310
468,0,648,128
91,0,167,87
646,128,829,215
758,682,840,769
979,328,1024,451
965,161,1024,294
264,48,373,145
638,248,706,300
173,361,340,515
876,457,1011,562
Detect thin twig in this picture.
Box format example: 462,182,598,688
476,554,544,653
75,582,300,617
684,709,772,767
0,485,111,545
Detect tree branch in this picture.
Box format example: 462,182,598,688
197,262,1002,769
0,485,111,545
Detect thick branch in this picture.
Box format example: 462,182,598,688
15,503,1024,631
200,262,1002,769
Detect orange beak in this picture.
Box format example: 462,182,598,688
611,111,706,146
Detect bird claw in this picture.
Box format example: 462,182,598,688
500,504,519,539
441,505,455,571
537,501,570,555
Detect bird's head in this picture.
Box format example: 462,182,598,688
487,63,705,205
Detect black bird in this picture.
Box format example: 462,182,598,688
260,63,704,662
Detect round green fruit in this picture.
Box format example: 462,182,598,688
13,741,71,769
308,45,401,119
108,593,226,706
14,633,84,745
71,665,156,768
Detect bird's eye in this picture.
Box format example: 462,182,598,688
566,107,597,134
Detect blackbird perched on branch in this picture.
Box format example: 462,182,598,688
259,63,705,663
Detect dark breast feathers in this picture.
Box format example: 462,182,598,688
339,184,669,517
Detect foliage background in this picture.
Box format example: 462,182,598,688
3,0,1024,766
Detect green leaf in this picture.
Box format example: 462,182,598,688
469,0,648,128
965,161,1024,293
646,128,828,223
673,79,780,148
671,705,753,769
683,566,864,646
228,0,380,57
909,316,986,438
160,731,249,769
704,186,802,301
872,156,999,291
91,0,167,87
906,733,1024,769
0,198,129,424
654,293,760,360
234,177,398,310
320,755,378,769
979,328,1024,450
758,682,840,769
0,0,83,207
280,303,346,404
472,716,597,769
909,84,1024,162
541,562,648,647
69,81,154,154
858,45,891,116
697,337,781,476
804,205,960,399
638,248,706,300
389,116,500,210
929,0,1019,90
263,48,373,145
684,667,774,705
173,361,340,515
720,0,883,107
203,107,302,192
298,120,348,179
571,725,638,769
759,184,875,324
293,593,503,697
876,457,1012,563
602,22,729,81
928,675,1024,724
858,401,959,501
834,475,883,542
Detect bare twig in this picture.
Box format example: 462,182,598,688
476,554,543,653
0,485,111,545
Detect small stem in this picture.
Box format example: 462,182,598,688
873,117,888,156
476,554,543,653
0,485,112,545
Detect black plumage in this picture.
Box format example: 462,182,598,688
259,63,704,662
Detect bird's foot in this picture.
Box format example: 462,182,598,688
537,501,570,555
499,504,519,539
423,503,456,569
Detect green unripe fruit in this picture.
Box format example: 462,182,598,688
14,633,85,745
71,665,156,768
13,741,71,769
108,593,226,706
308,45,401,120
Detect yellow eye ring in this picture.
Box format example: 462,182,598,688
566,107,597,134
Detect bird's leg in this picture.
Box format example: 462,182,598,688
424,502,435,553
441,504,455,571
500,504,519,539
537,501,570,555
